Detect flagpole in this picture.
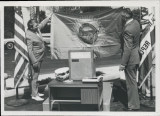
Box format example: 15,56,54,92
150,73,153,100
138,67,152,89
36,6,40,23
16,87,19,99
50,10,58,59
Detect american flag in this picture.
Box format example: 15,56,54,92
14,7,29,88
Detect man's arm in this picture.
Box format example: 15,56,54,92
38,17,50,30
121,31,133,66
26,38,37,64
38,13,52,30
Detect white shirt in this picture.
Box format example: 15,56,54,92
125,18,133,26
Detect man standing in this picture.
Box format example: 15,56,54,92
26,14,52,101
119,8,140,111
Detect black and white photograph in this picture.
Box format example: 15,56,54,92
1,1,160,116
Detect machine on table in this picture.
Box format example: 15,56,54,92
43,50,112,111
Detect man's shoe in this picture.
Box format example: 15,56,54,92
32,96,44,101
38,93,44,97
123,107,139,111
123,107,128,111
127,108,139,111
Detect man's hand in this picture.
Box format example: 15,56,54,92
119,64,125,71
33,62,38,69
48,13,53,19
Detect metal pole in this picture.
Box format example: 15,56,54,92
16,87,19,99
29,63,33,97
150,72,153,100
36,6,40,23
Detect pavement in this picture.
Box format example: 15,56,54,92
4,80,155,112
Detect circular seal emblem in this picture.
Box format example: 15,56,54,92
78,23,98,44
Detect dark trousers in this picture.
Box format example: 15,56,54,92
125,64,140,109
31,61,42,97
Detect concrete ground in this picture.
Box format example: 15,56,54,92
4,80,155,112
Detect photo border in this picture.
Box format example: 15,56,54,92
1,1,160,116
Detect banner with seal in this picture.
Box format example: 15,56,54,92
50,7,124,59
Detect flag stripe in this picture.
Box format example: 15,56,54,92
24,67,29,77
14,56,25,77
15,51,21,63
14,56,28,86
14,29,25,42
15,13,23,25
14,45,29,61
15,50,19,60
15,35,28,52
16,60,28,77
15,63,29,88
139,51,152,70
139,24,153,66
15,17,24,31
15,59,27,79
15,24,26,38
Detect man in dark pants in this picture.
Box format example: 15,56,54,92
119,8,140,111
26,14,52,101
